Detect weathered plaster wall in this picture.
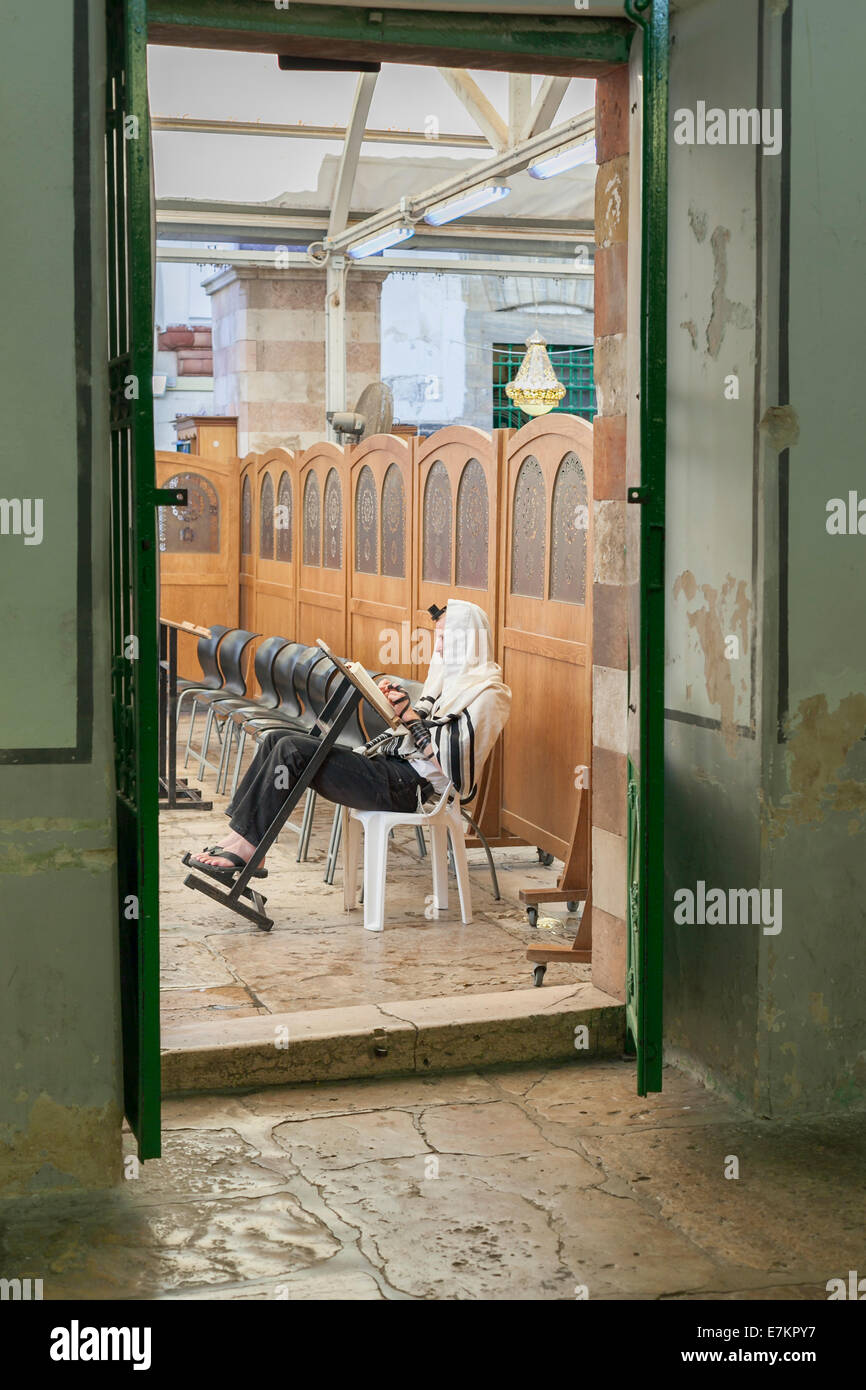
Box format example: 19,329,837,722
665,0,866,1115
0,0,123,1192
759,0,866,1114
663,0,765,1104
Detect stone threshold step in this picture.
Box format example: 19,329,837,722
161,983,626,1095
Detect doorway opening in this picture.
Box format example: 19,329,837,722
109,2,666,1157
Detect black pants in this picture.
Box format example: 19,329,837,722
226,729,432,846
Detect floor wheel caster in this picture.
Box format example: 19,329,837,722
567,900,579,913
536,848,554,867
527,906,538,928
532,964,547,987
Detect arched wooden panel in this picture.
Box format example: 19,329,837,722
413,426,502,680
297,441,349,653
498,415,593,870
238,454,257,639
253,450,298,681
155,449,239,679
348,434,414,677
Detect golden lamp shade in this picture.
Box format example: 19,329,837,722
504,331,567,418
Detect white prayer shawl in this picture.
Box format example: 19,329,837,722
385,600,512,804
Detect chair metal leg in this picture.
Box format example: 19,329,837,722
324,803,342,884
182,694,200,768
415,825,427,858
297,788,317,861
230,726,247,800
216,718,234,794
461,811,501,901
198,706,215,783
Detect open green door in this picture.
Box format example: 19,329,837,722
624,0,668,1095
106,0,161,1157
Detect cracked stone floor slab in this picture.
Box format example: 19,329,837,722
1,1059,859,1301
160,742,588,1027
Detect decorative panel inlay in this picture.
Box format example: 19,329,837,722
355,465,378,574
323,467,342,569
550,452,587,605
303,470,320,567
455,457,488,590
159,472,219,554
381,463,405,578
510,455,545,599
241,474,252,556
276,471,292,563
422,460,452,585
259,473,274,559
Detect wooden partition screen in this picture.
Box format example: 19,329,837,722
498,415,593,881
238,454,257,636
155,449,239,679
348,434,415,677
254,449,298,647
297,441,349,654
412,427,503,680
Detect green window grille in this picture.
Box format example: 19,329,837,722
492,343,595,430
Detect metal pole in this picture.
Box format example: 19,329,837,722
325,254,348,434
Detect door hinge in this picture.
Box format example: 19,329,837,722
153,487,188,507
627,486,649,504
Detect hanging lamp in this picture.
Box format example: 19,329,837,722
505,331,566,418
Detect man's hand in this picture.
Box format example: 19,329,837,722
378,678,415,720
377,678,435,758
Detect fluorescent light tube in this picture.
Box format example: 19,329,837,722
528,139,596,180
347,224,415,259
423,181,511,226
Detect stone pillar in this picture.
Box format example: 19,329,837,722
207,266,383,455
591,66,630,1000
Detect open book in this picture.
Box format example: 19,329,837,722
315,639,406,731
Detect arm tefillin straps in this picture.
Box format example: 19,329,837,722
407,718,433,757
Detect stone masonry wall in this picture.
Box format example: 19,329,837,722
590,66,630,1000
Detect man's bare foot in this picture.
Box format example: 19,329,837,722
192,830,264,871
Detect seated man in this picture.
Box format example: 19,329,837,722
189,599,511,878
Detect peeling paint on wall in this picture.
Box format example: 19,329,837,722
688,205,708,243
672,570,751,753
759,403,800,451
765,692,866,839
680,318,698,349
0,1094,122,1196
707,226,753,358
0,845,115,876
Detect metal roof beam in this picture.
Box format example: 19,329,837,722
436,69,509,152
157,245,594,279
323,106,595,254
518,76,571,142
151,116,489,148
328,71,378,237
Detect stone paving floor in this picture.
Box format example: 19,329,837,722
161,729,587,1028
1,1058,860,1300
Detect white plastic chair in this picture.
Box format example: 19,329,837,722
341,782,473,932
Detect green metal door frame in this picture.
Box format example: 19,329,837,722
107,0,162,1156
115,1,668,1140
624,0,668,1093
